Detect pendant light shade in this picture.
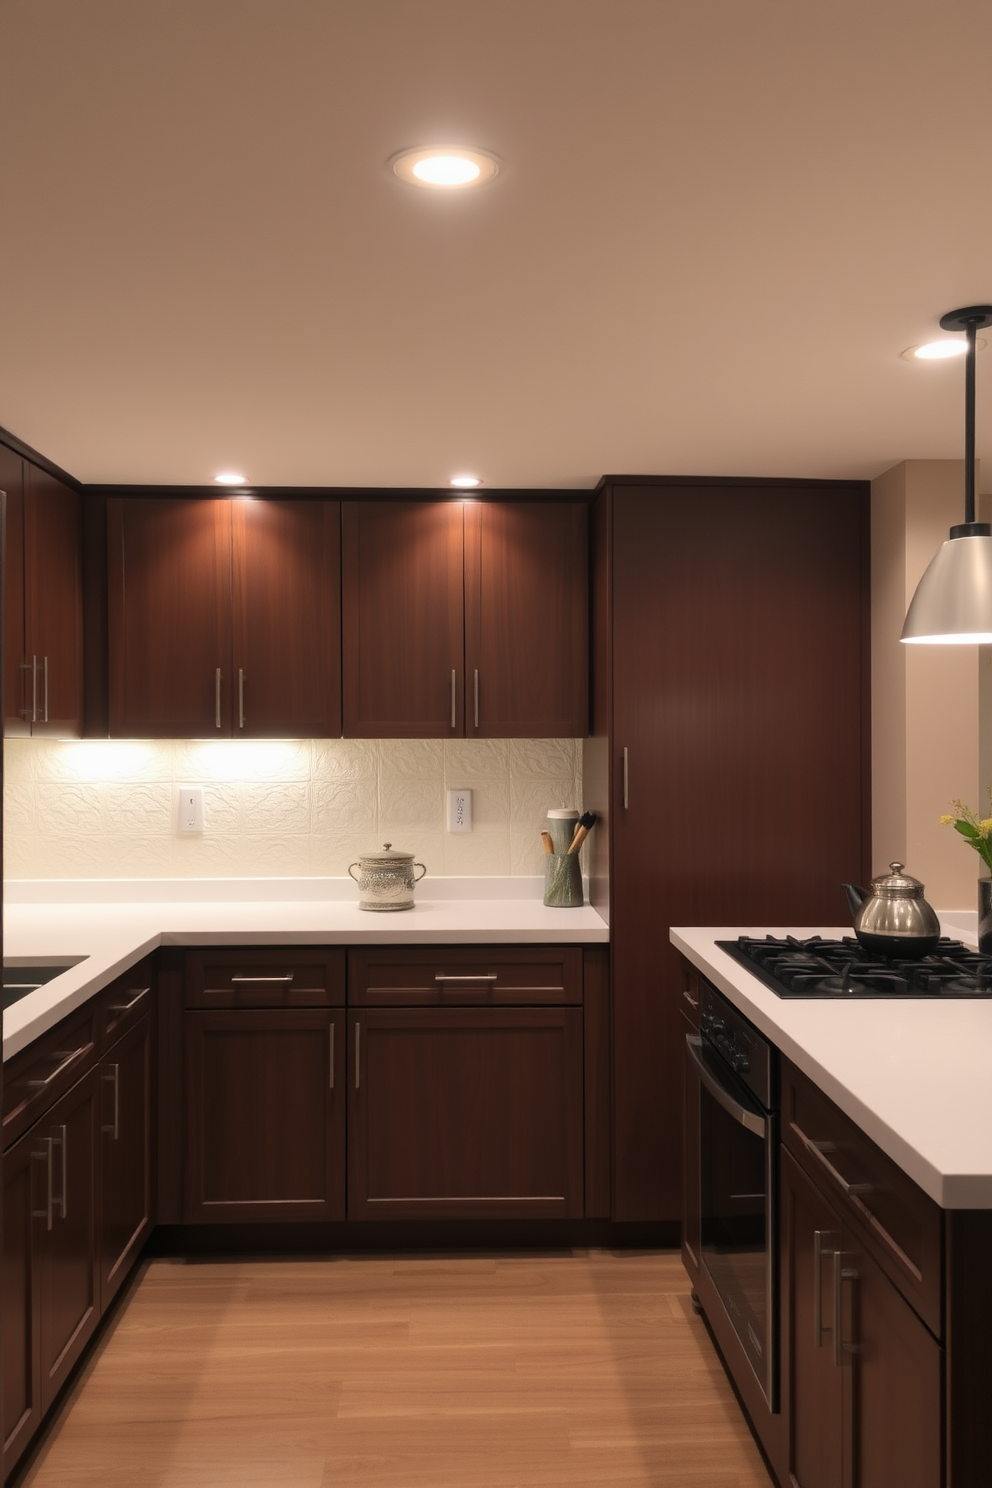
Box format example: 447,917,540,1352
900,304,992,644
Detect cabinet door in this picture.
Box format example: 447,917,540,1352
607,482,868,1222
1,444,28,736
2,1129,43,1477
39,1069,99,1411
231,498,341,738
781,1147,846,1488
184,1009,345,1222
347,1008,584,1220
108,496,233,736
99,1014,153,1311
23,465,84,737
342,500,465,736
464,501,588,737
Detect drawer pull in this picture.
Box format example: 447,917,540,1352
434,974,499,984
111,987,150,1014
792,1121,922,1282
230,974,295,984
682,990,699,1009
813,1228,839,1349
26,1041,93,1095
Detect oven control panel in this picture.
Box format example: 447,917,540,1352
699,977,774,1110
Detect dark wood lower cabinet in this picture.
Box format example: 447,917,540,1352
347,1008,584,1220
99,1014,153,1311
2,1068,99,1480
184,1009,345,1222
781,1147,941,1488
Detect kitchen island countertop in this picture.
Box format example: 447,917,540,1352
672,922,992,1210
3,877,608,1061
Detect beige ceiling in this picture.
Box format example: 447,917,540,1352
2,0,992,492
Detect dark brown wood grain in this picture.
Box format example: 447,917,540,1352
1,443,27,735
99,1013,153,1312
231,497,341,738
582,946,611,1219
185,947,346,1010
2,1126,43,1476
347,1007,584,1221
603,480,870,1223
107,496,233,736
347,945,583,1006
184,1009,345,1223
342,500,466,736
23,466,84,737
463,500,589,737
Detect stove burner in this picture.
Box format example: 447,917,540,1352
716,935,992,999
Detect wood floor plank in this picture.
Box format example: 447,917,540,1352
18,1250,773,1488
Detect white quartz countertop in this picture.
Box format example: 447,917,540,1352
3,877,608,1061
671,921,992,1210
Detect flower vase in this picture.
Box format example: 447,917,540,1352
980,877,992,954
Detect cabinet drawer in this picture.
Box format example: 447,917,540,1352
781,1057,942,1335
348,946,583,1005
185,948,346,1008
2,1005,98,1151
98,957,155,1047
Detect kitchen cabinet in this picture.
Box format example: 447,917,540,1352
347,947,584,1220
587,478,870,1223
107,495,341,737
2,1067,99,1480
183,949,346,1222
679,963,701,1287
2,444,84,738
98,999,154,1312
341,498,588,738
781,1147,941,1488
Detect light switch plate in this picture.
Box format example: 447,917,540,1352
177,786,205,834
446,788,472,833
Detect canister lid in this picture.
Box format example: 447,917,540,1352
360,842,414,863
546,809,579,819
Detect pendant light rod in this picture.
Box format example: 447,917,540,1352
939,304,992,532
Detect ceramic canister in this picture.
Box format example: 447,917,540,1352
348,843,427,911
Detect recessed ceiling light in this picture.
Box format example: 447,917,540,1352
390,146,500,190
901,338,987,362
449,474,483,488
214,471,248,485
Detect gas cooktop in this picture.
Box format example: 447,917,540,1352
717,934,992,998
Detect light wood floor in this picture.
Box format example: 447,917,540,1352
20,1250,773,1487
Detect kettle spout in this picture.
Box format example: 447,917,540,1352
842,882,867,918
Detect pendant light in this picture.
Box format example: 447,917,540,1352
901,304,992,644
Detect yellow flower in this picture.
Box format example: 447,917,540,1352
940,814,955,825
980,819,992,836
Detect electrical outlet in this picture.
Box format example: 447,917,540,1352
446,788,473,833
177,786,205,834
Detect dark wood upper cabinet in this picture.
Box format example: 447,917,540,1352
341,500,465,737
3,449,83,738
108,496,341,738
464,501,588,738
231,498,341,738
342,498,589,738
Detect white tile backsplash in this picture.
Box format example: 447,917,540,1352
3,738,584,880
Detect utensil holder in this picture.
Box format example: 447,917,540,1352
544,852,583,908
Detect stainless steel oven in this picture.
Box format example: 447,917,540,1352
686,977,777,1408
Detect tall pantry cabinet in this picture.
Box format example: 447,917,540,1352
585,479,870,1224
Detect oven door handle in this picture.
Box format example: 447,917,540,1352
686,1035,768,1138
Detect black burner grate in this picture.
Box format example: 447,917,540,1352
716,935,992,998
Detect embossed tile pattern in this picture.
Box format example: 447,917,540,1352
4,738,584,880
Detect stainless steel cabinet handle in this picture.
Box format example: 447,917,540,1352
111,987,150,1014
434,974,498,984
103,1064,120,1140
623,746,629,809
804,1136,873,1198
329,1023,335,1090
32,1141,53,1230
30,655,38,724
215,668,222,729
682,990,699,1009
27,1042,93,1094
451,669,457,730
355,1022,361,1090
238,668,245,730
42,655,49,723
474,669,479,729
685,1035,767,1138
230,974,294,983
813,1229,839,1348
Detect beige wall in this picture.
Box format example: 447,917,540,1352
2,737,583,881
871,460,984,908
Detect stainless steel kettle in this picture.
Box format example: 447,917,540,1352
842,861,941,959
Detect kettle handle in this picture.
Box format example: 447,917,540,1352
414,862,427,881
348,862,361,882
